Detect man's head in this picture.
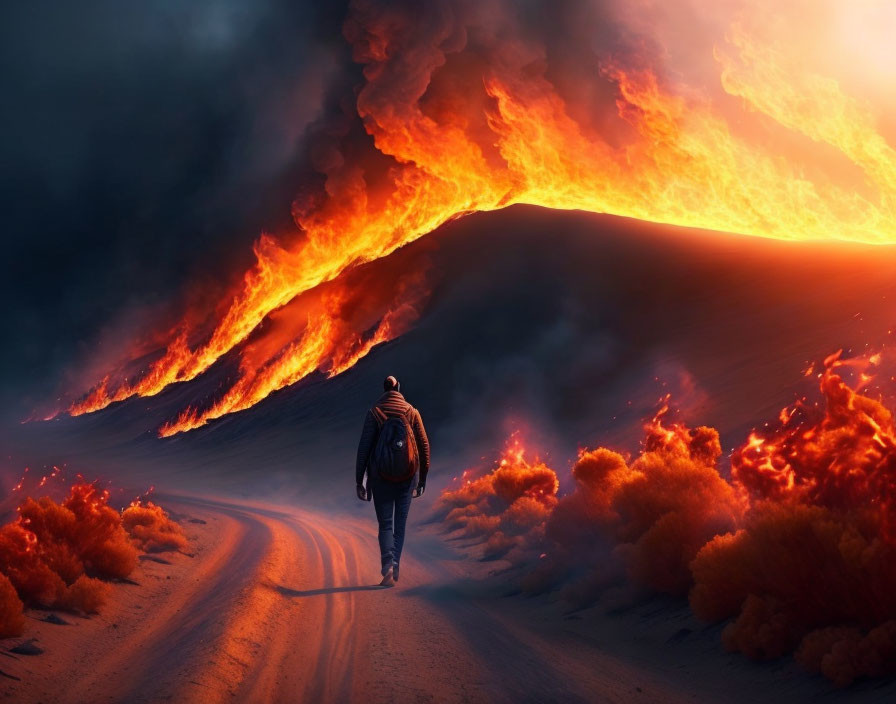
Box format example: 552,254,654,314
384,375,400,392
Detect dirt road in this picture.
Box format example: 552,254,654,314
1,494,698,703
4,494,892,703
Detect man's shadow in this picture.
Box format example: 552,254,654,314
272,583,388,597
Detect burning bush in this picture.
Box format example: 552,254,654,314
0,522,68,607
796,622,896,687
691,502,896,663
435,435,558,561
122,502,187,552
0,572,24,638
20,485,138,581
439,351,896,685
0,482,186,637
528,406,743,599
608,416,742,594
688,354,896,685
55,575,110,614
0,484,136,617
731,352,896,521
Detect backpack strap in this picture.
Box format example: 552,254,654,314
371,406,387,428
402,406,419,453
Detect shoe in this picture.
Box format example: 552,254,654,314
393,565,399,582
379,567,395,587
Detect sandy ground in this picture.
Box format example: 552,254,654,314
2,494,895,703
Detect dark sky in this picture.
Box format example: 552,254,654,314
0,0,351,414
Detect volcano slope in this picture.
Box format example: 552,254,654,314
6,209,896,701
11,206,896,496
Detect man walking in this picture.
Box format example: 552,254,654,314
356,376,430,587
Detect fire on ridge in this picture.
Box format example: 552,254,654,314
62,1,896,434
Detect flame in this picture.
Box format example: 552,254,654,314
440,432,559,509
67,333,193,415
157,273,425,436
731,349,896,533
65,2,896,430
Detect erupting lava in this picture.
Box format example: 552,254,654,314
63,0,896,433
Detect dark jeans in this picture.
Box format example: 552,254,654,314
371,477,415,575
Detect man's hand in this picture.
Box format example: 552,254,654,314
356,483,368,501
413,483,425,498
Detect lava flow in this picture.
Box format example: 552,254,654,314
64,0,896,433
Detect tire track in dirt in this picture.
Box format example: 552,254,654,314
36,498,271,703
7,493,701,703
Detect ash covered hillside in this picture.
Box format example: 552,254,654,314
5,206,896,503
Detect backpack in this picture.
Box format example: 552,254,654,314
370,406,419,482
